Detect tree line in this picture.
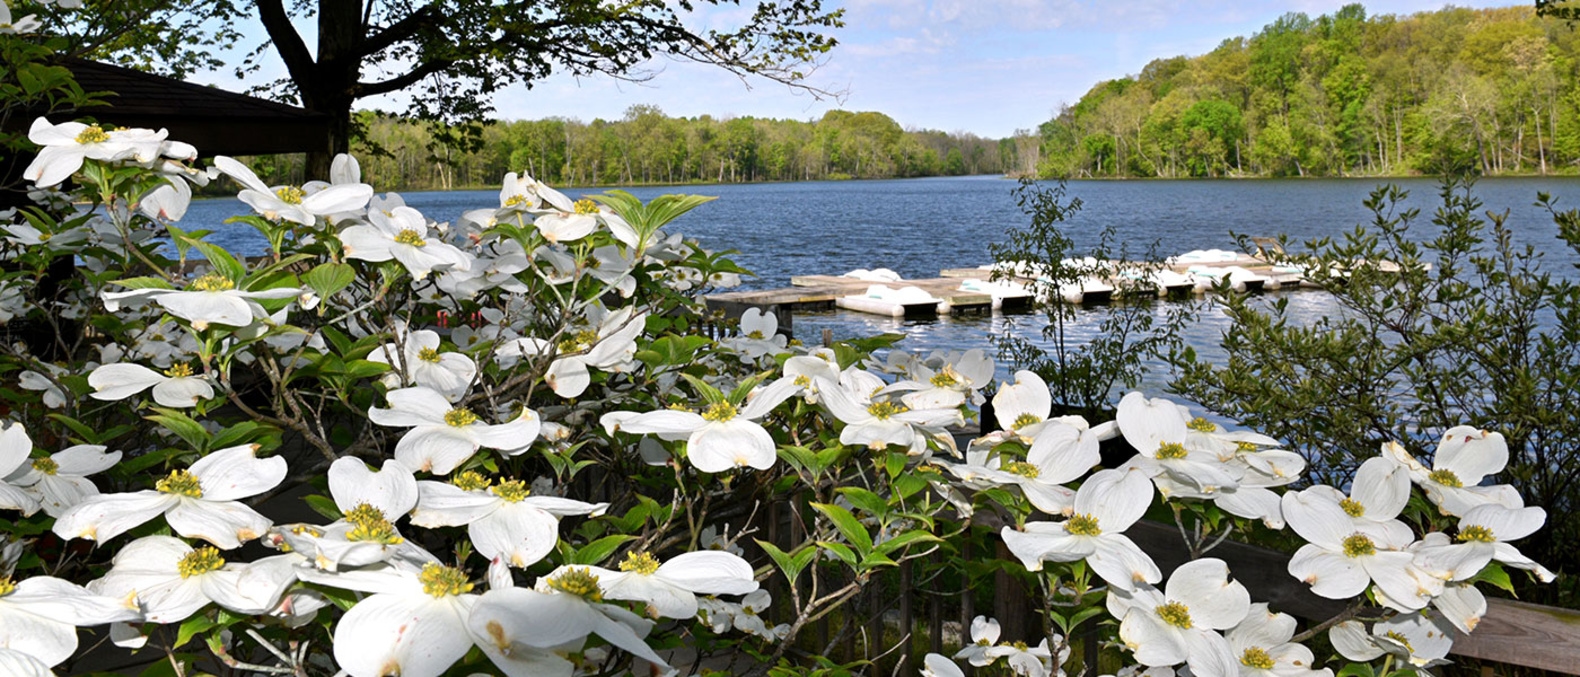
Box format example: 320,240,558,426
243,107,1008,191
1031,4,1580,178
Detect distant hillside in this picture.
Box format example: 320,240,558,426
1033,4,1580,178
242,108,1009,191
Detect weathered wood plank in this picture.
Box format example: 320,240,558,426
1450,598,1580,673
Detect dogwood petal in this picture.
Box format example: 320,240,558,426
1352,456,1411,519
1001,524,1093,572
469,587,598,649
1121,610,1189,667
87,363,165,402
470,504,559,567
1464,504,1545,542
330,458,418,516
1026,423,1099,483
1165,558,1247,630
597,571,698,619
1328,621,1383,662
654,551,758,595
472,412,542,451
1117,391,1187,455
301,182,373,215
213,156,273,194
30,475,98,517
1281,489,1350,549
370,387,450,427
339,225,396,262
0,647,53,676
395,426,478,475
1434,426,1507,483
1287,544,1367,599
51,445,121,476
156,291,255,327
1433,584,1486,634
190,445,287,501
165,498,271,548
52,491,177,542
544,356,591,397
333,593,473,677
148,376,214,408
409,483,499,527
689,419,776,472
1080,467,1153,532
0,604,79,667
1089,534,1162,591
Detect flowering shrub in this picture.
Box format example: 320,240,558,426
0,11,1556,674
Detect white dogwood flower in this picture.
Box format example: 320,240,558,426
1282,488,1440,610
88,536,297,623
1117,392,1239,495
273,458,428,571
468,566,668,674
896,349,994,410
53,445,285,549
4,444,121,517
607,377,799,473
23,118,164,187
101,273,302,331
1414,503,1553,582
953,615,1001,666
367,326,477,402
1329,613,1455,668
1384,431,1522,516
368,387,541,475
214,155,372,226
409,472,605,568
1226,603,1331,677
299,561,481,677
340,204,472,280
1001,467,1162,590
588,550,758,619
817,375,962,455
1110,558,1248,675
88,362,214,408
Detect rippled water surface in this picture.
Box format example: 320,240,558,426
189,175,1580,392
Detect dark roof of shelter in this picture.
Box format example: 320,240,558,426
53,58,330,157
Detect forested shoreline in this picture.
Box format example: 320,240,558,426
242,107,1009,191
240,3,1580,191
1035,4,1580,178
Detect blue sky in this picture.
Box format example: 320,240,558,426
198,0,1528,139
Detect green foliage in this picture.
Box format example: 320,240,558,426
989,179,1195,418
1035,4,1580,178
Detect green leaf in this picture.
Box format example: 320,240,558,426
811,502,872,555
146,408,211,451
1336,662,1376,677
819,541,857,566
113,276,175,290
757,540,817,584
1469,561,1516,595
303,262,356,298
175,614,218,649
303,494,342,521
571,535,636,565
837,487,889,517
873,529,942,556
183,237,246,282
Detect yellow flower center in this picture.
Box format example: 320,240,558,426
1156,441,1188,460
573,199,599,215
1188,417,1217,433
1003,461,1040,479
1011,641,1030,651
1383,631,1414,653
444,408,480,427
745,329,764,339
156,469,203,498
556,329,600,354
1235,441,1258,453
190,273,235,292
75,125,111,144
419,562,474,598
916,464,942,476
1240,646,1276,670
490,479,531,503
1342,533,1377,558
701,402,738,422
867,401,908,420
1156,601,1193,629
0,576,14,596
32,457,58,475
1340,498,1366,518
547,567,604,602
1011,413,1043,430
619,551,662,575
452,471,491,492
177,547,226,578
503,194,530,208
793,374,812,388
1065,513,1102,536
165,363,194,378
394,229,427,247
417,346,443,363
1457,525,1496,543
274,186,305,205
1429,468,1463,488
929,368,960,388
343,502,405,544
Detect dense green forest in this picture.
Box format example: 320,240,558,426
245,107,1008,190
1036,4,1580,178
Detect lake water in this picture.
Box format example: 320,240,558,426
185,175,1580,394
